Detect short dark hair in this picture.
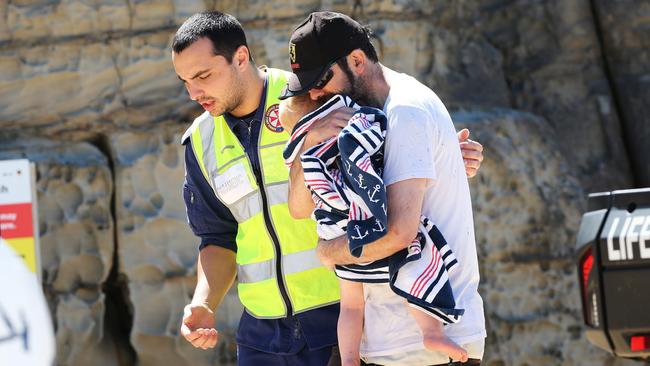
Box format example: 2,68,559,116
358,25,379,62
172,11,251,63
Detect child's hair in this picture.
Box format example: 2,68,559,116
279,94,322,133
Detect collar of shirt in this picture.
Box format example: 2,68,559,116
222,71,269,175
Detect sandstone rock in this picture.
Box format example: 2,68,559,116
364,19,511,108
452,109,627,365
0,139,117,366
465,0,633,191
455,109,585,259
0,41,120,124
0,2,10,43
109,126,241,366
593,0,650,187
2,1,206,42
0,30,196,140
218,0,321,21
5,1,128,41
246,24,294,70
486,314,639,366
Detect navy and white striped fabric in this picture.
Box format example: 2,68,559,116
391,217,464,324
283,95,464,324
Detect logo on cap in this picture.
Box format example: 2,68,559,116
289,43,299,70
289,43,296,63
264,104,283,133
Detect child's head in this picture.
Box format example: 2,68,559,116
279,95,322,133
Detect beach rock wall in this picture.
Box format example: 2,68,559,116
0,1,647,365
0,141,121,366
591,0,650,187
454,110,633,366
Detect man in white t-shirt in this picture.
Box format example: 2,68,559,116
280,12,486,366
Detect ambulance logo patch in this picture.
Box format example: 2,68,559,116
264,104,283,133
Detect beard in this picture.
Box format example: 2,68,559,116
315,73,366,106
347,84,369,107
318,66,377,108
207,66,246,117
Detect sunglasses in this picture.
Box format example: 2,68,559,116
313,68,335,89
313,56,348,90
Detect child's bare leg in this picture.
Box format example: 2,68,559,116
338,279,365,366
408,306,468,362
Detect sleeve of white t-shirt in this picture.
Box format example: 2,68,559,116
383,105,439,186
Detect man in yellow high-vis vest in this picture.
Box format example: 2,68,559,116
171,11,484,365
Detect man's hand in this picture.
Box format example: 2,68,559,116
304,107,355,148
181,303,218,349
458,128,484,178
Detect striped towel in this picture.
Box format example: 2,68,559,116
390,217,464,324
283,95,464,324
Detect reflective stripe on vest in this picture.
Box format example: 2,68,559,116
238,248,324,283
187,67,340,318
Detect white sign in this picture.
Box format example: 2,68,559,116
0,159,32,205
0,159,41,278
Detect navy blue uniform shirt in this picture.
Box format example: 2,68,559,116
182,76,339,353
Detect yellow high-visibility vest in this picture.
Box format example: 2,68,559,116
182,67,340,318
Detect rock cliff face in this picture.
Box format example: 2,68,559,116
591,0,650,187
0,1,647,366
455,110,595,365
0,141,120,366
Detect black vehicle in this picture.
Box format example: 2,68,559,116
576,188,650,362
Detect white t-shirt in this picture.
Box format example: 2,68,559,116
359,68,486,362
0,239,55,365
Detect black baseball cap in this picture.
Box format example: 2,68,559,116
279,11,372,100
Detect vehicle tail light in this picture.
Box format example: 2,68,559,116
580,247,594,325
630,335,650,352
581,247,594,294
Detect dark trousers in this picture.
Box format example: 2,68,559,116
237,344,340,366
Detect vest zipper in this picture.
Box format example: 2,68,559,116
250,120,294,317
246,123,252,148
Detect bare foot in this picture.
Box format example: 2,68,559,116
407,305,468,362
423,334,468,363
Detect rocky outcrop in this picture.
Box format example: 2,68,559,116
592,0,650,187
465,0,633,192
108,127,240,366
454,109,636,365
0,1,201,140
0,140,119,366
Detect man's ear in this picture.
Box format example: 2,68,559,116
348,49,367,75
233,45,250,69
